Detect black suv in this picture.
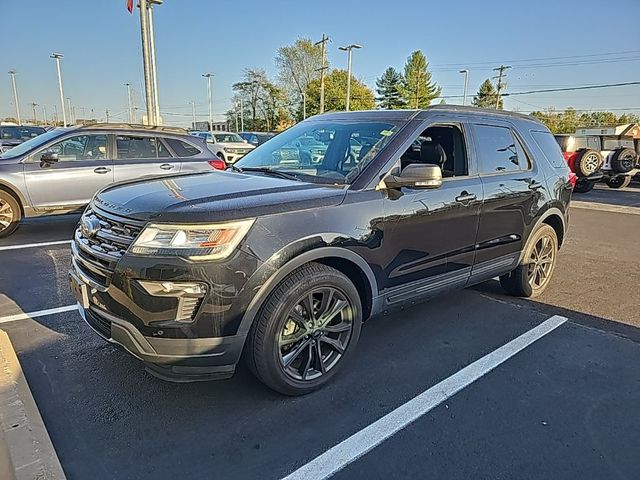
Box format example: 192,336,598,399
69,107,572,395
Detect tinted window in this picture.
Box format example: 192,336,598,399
473,125,526,174
0,126,45,140
40,134,108,162
533,131,567,168
116,136,171,159
166,138,200,157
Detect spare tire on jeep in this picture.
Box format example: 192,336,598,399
610,148,636,174
574,149,603,177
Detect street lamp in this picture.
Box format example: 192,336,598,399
125,83,134,123
202,73,214,133
338,44,362,111
50,53,67,127
459,69,469,106
8,70,21,124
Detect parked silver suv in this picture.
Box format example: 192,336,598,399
0,123,222,238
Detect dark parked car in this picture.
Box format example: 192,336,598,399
238,131,276,146
0,125,46,152
69,107,572,395
0,123,223,238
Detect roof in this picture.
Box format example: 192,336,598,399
73,123,188,135
313,105,539,123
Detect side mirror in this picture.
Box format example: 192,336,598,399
384,163,442,189
40,151,59,166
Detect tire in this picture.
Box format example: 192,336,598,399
0,190,21,239
499,224,558,298
245,262,362,395
605,175,632,189
573,179,595,193
610,148,636,174
574,149,603,177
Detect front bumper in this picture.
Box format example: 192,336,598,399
77,302,244,382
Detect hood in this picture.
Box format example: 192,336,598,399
94,171,346,223
217,142,255,149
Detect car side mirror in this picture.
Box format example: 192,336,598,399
384,163,442,189
40,151,59,166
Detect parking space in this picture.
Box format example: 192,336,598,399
0,199,639,480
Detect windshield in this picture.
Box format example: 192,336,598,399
213,133,244,143
0,128,66,159
235,120,400,184
0,126,46,141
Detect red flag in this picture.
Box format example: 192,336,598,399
126,0,134,13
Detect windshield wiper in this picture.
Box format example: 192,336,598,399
227,164,243,173
235,167,302,182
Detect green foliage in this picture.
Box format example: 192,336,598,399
305,69,375,115
399,51,441,108
473,79,503,109
275,38,324,120
375,67,406,109
230,68,291,131
531,108,640,133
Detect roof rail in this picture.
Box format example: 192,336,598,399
78,123,188,134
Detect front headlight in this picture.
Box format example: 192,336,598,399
130,219,254,261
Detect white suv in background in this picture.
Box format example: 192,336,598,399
195,131,255,163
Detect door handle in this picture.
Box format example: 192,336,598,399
94,167,111,174
455,192,477,204
528,181,544,191
160,163,175,170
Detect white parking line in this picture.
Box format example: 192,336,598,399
0,240,72,251
0,305,78,325
282,315,568,480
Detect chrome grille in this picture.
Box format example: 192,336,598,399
73,206,145,286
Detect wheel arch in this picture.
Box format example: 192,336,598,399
0,180,26,215
237,247,378,337
518,207,566,264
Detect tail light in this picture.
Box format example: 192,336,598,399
208,159,226,170
568,171,577,189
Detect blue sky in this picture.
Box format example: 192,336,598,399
1,0,639,126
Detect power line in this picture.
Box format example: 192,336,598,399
438,81,640,99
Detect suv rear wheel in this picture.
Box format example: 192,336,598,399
246,262,362,395
500,224,558,298
0,190,21,239
605,175,632,189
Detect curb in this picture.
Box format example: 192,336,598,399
571,200,640,216
0,329,66,480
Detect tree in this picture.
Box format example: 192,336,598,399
231,68,291,131
399,51,441,108
275,38,324,120
473,79,503,109
375,67,406,109
305,69,375,115
531,108,639,133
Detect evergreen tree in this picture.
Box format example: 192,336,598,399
473,79,503,109
399,51,441,108
375,67,406,109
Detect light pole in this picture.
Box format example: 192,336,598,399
42,105,47,124
190,101,196,129
202,73,214,133
8,70,21,124
240,97,244,132
338,44,362,111
50,53,67,127
31,102,38,123
125,83,133,123
66,97,73,124
459,69,469,106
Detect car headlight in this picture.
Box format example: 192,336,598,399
130,219,254,261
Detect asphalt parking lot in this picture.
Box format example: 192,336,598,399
1,187,639,480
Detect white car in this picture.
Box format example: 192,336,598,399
195,131,255,163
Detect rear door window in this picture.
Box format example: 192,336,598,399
473,124,528,174
116,136,171,159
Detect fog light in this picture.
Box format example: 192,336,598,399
138,280,206,323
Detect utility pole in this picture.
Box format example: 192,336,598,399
203,73,214,133
50,53,67,127
493,64,511,109
8,70,21,124
105,109,110,123
315,34,329,113
459,69,469,106
31,102,38,123
42,105,47,124
190,101,196,129
339,44,362,111
125,83,133,123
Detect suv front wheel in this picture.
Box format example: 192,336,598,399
500,224,558,298
246,262,362,395
0,190,21,239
